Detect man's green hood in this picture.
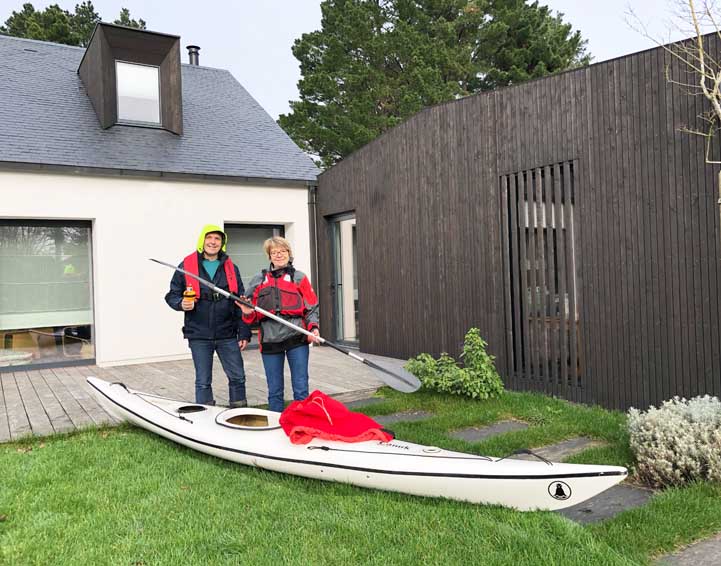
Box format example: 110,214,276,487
196,224,227,253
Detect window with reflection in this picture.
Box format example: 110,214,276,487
116,61,161,125
0,221,94,369
224,224,285,342
224,224,285,281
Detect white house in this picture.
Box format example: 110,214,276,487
0,24,319,370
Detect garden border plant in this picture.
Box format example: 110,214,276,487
405,327,504,399
628,394,721,488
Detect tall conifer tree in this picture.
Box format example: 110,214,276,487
279,0,589,167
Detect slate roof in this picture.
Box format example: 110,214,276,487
0,34,318,182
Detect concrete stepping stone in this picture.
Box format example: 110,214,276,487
332,387,382,405
373,411,434,426
510,437,606,462
558,483,654,524
345,397,386,409
449,420,529,442
656,531,721,565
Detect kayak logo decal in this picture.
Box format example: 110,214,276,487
548,481,571,500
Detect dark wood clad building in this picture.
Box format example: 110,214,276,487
315,37,721,410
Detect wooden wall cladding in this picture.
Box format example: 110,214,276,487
317,38,721,410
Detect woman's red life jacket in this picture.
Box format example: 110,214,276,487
183,252,238,297
254,269,305,317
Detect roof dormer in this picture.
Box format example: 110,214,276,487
77,23,183,135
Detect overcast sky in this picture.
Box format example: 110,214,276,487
0,0,702,120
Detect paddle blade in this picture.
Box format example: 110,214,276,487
363,358,421,393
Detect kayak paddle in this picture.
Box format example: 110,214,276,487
150,258,421,393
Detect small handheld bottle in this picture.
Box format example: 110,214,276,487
183,286,197,303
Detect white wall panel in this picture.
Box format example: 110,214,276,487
0,171,311,366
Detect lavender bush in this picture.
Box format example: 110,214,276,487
628,395,721,488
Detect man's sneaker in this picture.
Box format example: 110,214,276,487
229,399,248,409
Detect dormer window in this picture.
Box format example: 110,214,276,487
116,61,161,125
78,23,183,135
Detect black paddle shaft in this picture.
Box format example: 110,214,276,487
150,258,420,393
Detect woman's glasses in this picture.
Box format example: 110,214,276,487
270,249,289,257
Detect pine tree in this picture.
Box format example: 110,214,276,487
279,0,590,167
0,2,147,47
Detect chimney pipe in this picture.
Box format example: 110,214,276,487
186,45,200,66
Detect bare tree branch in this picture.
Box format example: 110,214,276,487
629,0,721,238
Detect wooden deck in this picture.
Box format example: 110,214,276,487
0,346,386,443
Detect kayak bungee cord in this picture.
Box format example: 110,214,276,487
111,382,195,423
150,258,421,393
495,449,553,466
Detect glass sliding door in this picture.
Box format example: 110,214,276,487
330,215,358,345
0,220,94,370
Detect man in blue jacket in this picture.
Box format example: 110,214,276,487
165,225,251,407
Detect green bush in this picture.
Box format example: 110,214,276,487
628,395,721,488
405,328,504,399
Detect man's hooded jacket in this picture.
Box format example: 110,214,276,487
165,225,251,342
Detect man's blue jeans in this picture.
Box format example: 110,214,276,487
188,338,246,405
261,344,310,412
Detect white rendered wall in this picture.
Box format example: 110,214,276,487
0,171,312,366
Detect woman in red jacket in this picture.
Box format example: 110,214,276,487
239,237,320,412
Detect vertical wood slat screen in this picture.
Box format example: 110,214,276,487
501,161,582,388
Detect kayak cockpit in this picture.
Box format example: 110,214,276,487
216,408,281,431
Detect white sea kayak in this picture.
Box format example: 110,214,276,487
87,376,627,511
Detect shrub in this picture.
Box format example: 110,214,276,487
627,395,721,488
405,328,504,399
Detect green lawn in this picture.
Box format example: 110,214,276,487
1,389,720,565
